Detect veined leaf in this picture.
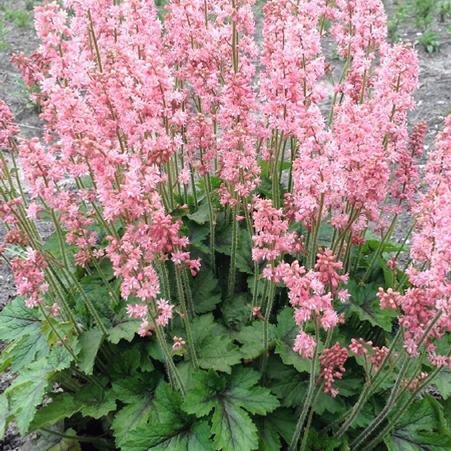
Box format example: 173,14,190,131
211,400,258,451
274,308,312,373
183,368,279,451
190,314,241,373
121,383,213,451
5,361,51,434
0,296,42,341
433,368,451,399
78,385,116,419
31,393,81,430
112,392,154,447
187,201,210,225
108,320,138,344
235,321,276,359
0,332,48,372
216,227,253,274
192,270,222,314
78,328,104,375
384,396,451,451
346,280,396,332
267,360,308,408
112,373,159,405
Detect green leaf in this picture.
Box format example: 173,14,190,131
184,368,279,451
78,328,104,375
112,392,154,447
108,320,138,344
346,280,396,332
312,392,346,415
216,227,253,274
43,232,76,273
78,385,116,419
5,362,51,434
267,360,307,408
0,296,42,341
304,428,346,451
183,371,225,418
112,374,158,405
112,344,154,375
73,274,116,325
274,308,312,373
264,407,297,445
235,321,276,359
31,393,81,430
187,222,210,255
0,394,9,439
192,270,222,314
0,332,48,372
190,315,241,373
385,396,451,451
188,201,210,225
47,345,75,371
257,417,281,451
211,400,258,451
48,428,81,451
362,239,406,254
121,383,214,451
221,293,252,330
433,368,451,399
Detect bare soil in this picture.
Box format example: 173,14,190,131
0,0,449,449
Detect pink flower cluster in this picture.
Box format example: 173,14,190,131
251,197,301,263
349,338,389,370
319,343,348,397
378,117,450,363
265,249,348,359
11,249,48,308
0,0,448,377
0,100,18,147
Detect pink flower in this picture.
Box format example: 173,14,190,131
349,338,373,356
51,303,60,318
138,320,153,338
156,299,174,327
11,249,48,308
252,197,301,263
0,100,18,147
320,343,348,397
293,331,316,359
377,288,400,310
127,304,149,320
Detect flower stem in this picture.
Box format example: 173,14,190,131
350,311,442,449
361,214,398,283
363,349,451,451
175,267,199,368
289,320,320,451
335,327,402,437
228,204,239,299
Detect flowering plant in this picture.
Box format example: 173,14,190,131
0,1,450,450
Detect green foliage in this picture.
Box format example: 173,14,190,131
183,368,279,451
77,328,104,375
189,314,242,373
0,21,9,51
1,227,449,450
0,296,42,341
4,9,30,28
385,396,451,450
418,30,440,53
0,159,449,451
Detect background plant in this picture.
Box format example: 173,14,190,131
0,1,450,450
386,0,451,52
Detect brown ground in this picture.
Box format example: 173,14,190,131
0,0,449,449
